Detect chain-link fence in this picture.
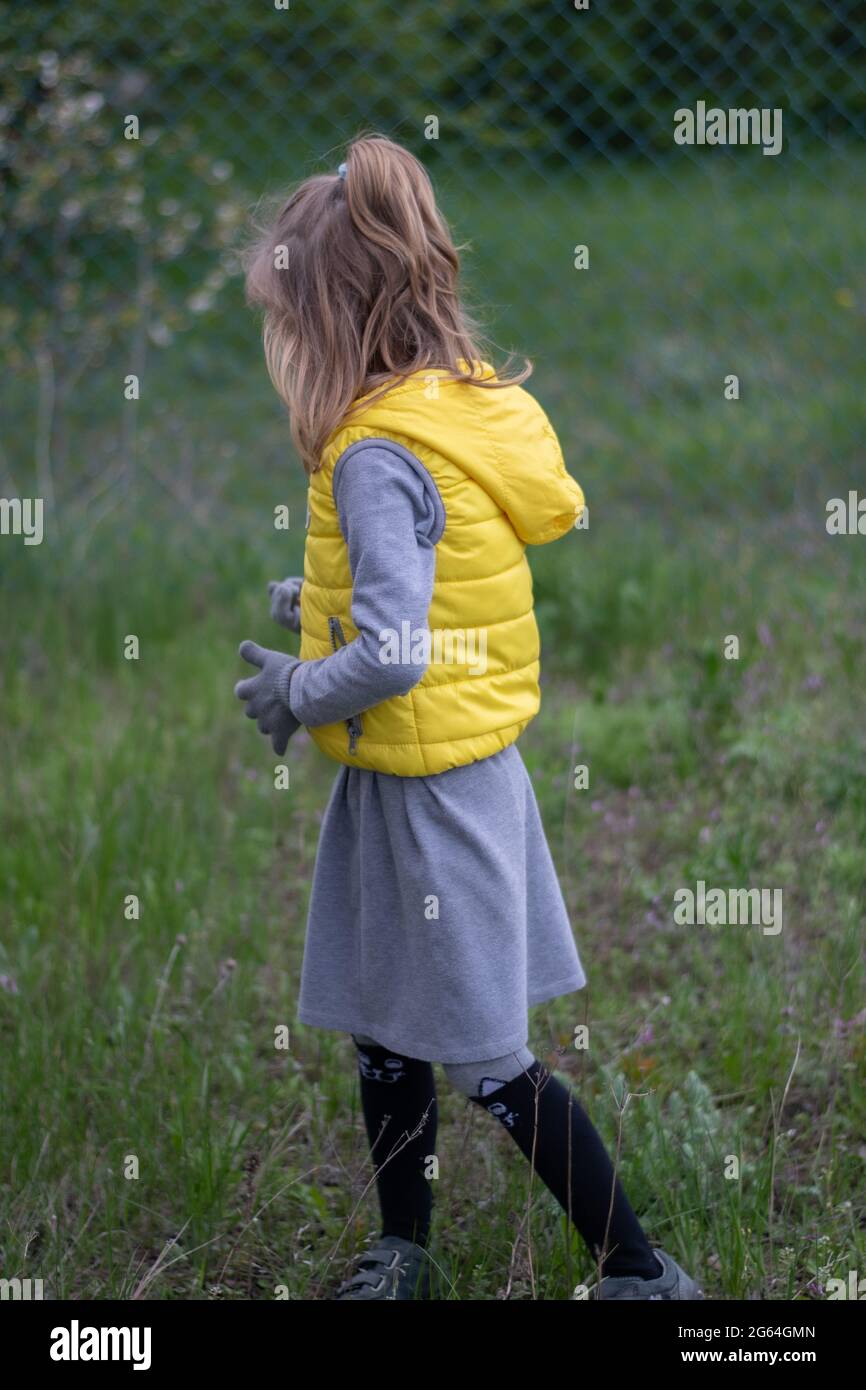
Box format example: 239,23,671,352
1,1,865,565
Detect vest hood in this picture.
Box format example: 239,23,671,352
326,362,584,545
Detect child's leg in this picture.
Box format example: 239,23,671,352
444,1051,659,1280
352,1034,437,1248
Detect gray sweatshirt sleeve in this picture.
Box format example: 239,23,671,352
287,441,446,728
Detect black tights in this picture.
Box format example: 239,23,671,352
352,1037,658,1279
353,1037,437,1247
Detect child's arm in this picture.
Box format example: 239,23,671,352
268,576,303,632
285,442,443,728
234,639,300,756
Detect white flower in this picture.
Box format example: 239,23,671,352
149,322,173,347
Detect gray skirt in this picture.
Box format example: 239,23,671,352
296,743,586,1063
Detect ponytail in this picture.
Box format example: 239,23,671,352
245,132,531,474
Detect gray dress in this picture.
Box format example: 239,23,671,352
287,444,586,1064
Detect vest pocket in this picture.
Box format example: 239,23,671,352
328,615,363,756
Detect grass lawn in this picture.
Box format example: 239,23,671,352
1,152,864,1299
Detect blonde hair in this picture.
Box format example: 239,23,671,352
244,132,532,474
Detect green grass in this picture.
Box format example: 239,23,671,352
1,152,865,1300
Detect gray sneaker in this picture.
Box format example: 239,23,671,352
334,1235,433,1301
593,1250,705,1300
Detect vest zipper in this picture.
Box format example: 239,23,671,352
328,615,363,756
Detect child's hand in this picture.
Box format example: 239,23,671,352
234,640,301,756
268,576,303,633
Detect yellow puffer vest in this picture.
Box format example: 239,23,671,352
299,362,585,775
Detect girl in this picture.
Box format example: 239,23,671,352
235,134,703,1302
